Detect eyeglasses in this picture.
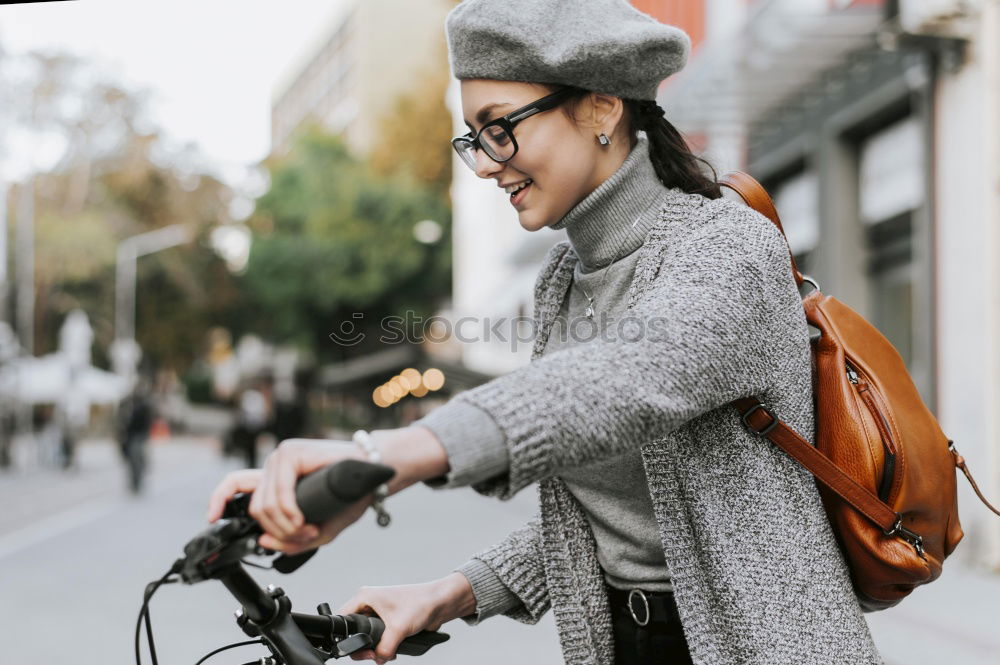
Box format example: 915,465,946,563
452,88,576,172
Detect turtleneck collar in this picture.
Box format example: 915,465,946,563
550,134,666,273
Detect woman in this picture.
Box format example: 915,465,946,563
206,1,884,663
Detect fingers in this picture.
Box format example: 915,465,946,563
351,650,387,665
336,590,368,617
243,438,370,549
206,469,262,522
373,626,406,663
258,451,302,538
273,443,307,531
256,526,320,554
337,593,388,663
336,589,403,663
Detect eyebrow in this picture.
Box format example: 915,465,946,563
464,102,514,131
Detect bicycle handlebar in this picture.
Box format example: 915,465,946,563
162,458,450,664
294,458,394,524
271,459,397,574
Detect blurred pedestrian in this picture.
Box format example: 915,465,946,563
0,405,13,469
232,379,271,468
118,378,154,494
269,376,309,444
207,1,882,664
56,372,90,471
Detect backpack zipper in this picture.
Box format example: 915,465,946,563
844,360,926,558
845,359,898,502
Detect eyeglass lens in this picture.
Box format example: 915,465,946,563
454,124,516,171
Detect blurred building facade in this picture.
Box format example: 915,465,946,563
445,0,1000,569
270,0,454,157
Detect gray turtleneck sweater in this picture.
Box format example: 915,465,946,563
414,135,673,617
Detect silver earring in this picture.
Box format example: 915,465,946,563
598,133,611,146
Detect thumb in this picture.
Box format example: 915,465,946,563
336,594,370,617
373,625,406,662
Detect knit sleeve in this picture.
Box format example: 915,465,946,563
411,400,509,490
452,514,551,626
437,210,796,500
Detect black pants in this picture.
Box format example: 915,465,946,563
608,588,693,665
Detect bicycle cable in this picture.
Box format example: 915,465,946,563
239,559,274,571
193,639,266,665
136,559,184,665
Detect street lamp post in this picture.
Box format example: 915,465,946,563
113,224,191,385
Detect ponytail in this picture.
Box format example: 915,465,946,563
554,85,722,200
625,99,722,200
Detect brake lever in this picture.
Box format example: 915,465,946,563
180,515,260,583
225,492,320,574
334,633,373,658
273,549,319,573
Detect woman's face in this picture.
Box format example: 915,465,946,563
459,79,630,231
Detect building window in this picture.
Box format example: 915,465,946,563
867,212,914,367
857,114,923,372
771,170,820,276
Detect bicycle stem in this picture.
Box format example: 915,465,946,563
219,564,328,665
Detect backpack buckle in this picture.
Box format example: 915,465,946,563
740,402,779,437
883,513,926,560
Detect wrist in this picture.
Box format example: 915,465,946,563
430,571,478,624
368,426,450,494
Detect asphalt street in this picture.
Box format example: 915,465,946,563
1,436,997,664
0,437,562,665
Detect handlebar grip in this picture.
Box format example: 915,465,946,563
346,613,385,643
294,459,395,525
343,614,450,657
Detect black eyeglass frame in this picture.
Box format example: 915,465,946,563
452,87,576,169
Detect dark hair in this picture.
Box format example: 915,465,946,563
555,86,722,200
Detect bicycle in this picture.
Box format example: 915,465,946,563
136,459,451,664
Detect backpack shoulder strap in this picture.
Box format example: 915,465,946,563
719,171,805,289
721,172,899,532
732,397,901,533
724,172,1000,535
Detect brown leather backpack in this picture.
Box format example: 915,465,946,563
719,171,1000,611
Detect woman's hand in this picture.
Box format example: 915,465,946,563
205,427,451,554
206,438,368,553
338,572,477,664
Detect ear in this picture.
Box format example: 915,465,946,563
580,92,626,137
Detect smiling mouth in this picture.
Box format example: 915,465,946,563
508,179,533,206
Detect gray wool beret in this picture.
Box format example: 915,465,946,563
445,0,691,101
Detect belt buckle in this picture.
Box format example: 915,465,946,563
627,588,650,627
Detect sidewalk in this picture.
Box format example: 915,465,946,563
865,562,1000,664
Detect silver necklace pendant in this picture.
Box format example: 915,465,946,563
575,212,647,322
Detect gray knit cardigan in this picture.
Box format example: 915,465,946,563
435,189,884,665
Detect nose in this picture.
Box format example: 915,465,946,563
473,147,503,179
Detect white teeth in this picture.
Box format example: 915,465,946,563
505,179,532,195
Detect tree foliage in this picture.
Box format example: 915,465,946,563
242,127,451,361
367,63,454,201
3,52,242,370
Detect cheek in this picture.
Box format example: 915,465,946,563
509,130,595,224
536,149,592,216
